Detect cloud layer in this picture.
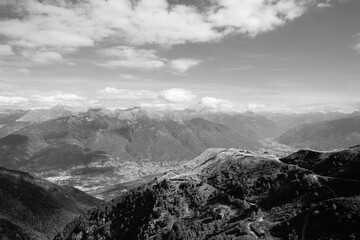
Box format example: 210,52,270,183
0,0,321,67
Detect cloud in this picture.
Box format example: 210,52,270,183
117,0,220,46
200,97,237,112
97,87,198,109
169,58,202,73
0,90,96,109
120,74,140,80
31,93,87,107
21,50,63,64
316,0,333,8
98,47,202,73
0,96,28,105
98,87,157,100
139,102,190,111
98,87,196,103
355,36,360,53
355,44,360,52
0,0,319,65
97,46,165,70
17,68,30,73
207,0,310,36
317,3,332,8
160,88,197,103
0,44,13,56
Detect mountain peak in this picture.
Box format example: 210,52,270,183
16,104,74,123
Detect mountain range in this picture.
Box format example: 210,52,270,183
1,106,360,197
0,107,266,170
1,104,360,239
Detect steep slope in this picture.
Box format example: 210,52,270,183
55,148,360,240
277,117,360,150
0,167,101,240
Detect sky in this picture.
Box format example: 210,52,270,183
0,0,359,113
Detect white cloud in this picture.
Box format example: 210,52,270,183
32,93,86,106
0,0,317,64
117,0,220,46
316,0,333,8
120,74,140,80
169,58,202,73
98,87,121,95
98,87,196,103
0,44,13,56
200,97,237,112
317,3,332,8
0,96,28,105
355,39,360,53
98,87,157,100
139,102,190,110
160,88,196,103
21,50,63,64
17,68,30,73
97,46,165,70
97,87,197,109
207,0,309,36
98,48,202,73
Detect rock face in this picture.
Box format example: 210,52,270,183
0,167,102,240
277,117,360,150
55,147,360,240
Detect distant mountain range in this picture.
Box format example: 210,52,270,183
190,111,280,140
0,167,101,240
277,117,360,150
1,106,360,194
0,107,272,193
1,105,360,239
264,111,358,132
0,107,263,171
55,146,360,240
